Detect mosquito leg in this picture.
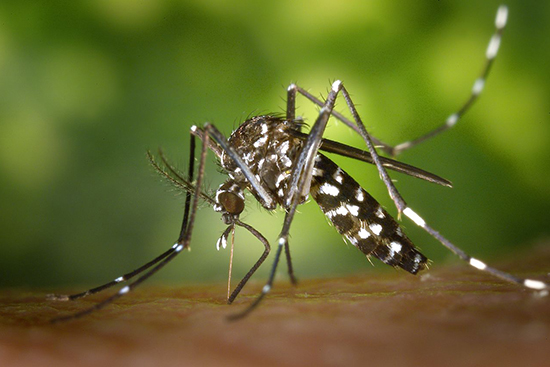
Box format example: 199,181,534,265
283,239,298,285
50,127,210,322
46,246,177,302
402,207,549,292
291,7,508,157
284,84,304,286
290,83,390,152
227,220,271,304
338,81,548,292
204,123,277,210
391,5,508,156
229,81,344,319
154,141,275,303
50,248,181,323
47,133,200,303
281,81,346,283
284,81,342,207
227,237,283,321
177,130,196,243
339,84,408,215
286,83,297,122
229,172,313,320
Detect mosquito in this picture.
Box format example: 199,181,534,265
48,5,548,322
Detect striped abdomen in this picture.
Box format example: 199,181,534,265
310,153,428,274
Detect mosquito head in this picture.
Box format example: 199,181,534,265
214,180,245,222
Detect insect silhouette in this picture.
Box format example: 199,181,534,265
49,5,548,322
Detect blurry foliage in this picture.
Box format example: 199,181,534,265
0,1,548,288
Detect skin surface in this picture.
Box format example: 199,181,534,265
1,244,549,367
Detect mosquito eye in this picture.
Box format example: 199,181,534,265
218,191,245,215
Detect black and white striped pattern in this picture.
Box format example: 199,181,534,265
219,115,429,274
310,154,427,274
220,115,305,210
48,6,548,323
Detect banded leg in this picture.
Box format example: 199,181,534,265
391,5,508,156
46,247,176,302
401,207,549,292
154,147,273,304
199,123,299,286
50,127,210,323
227,220,270,304
46,134,201,304
229,80,345,320
330,82,549,293
287,6,509,157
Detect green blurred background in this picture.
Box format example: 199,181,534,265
0,1,548,289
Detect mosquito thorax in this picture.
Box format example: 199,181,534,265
221,115,305,210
